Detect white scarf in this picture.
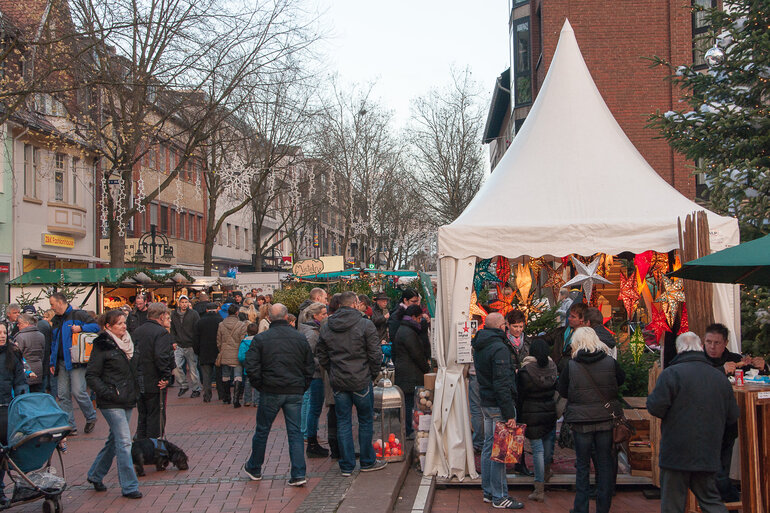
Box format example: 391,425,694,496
107,329,134,359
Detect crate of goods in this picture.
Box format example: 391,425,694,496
624,408,652,477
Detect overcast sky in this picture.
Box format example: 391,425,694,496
312,0,511,127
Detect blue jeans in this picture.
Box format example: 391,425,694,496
246,392,305,479
305,378,324,438
242,374,259,404
334,384,376,473
56,366,96,429
301,389,310,436
481,406,509,501
468,374,484,452
88,408,139,495
531,428,556,482
220,364,242,382
573,429,614,513
174,347,201,391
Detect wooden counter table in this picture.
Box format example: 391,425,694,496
687,383,770,513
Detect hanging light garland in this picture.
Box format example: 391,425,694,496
115,178,127,236
136,176,146,213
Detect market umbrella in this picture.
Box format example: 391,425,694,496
668,233,770,286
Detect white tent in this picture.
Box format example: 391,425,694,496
424,20,740,480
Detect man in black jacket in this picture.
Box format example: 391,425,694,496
193,302,222,402
472,312,524,509
387,289,420,343
127,294,149,334
243,304,314,487
133,303,176,439
647,331,739,513
317,291,386,476
170,295,201,398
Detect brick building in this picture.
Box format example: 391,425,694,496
485,0,716,199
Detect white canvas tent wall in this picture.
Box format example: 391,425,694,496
424,20,740,480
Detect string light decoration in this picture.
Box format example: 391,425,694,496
194,167,202,201
307,167,316,198
326,170,336,207
136,176,146,213
100,174,110,236
174,176,183,213
115,178,127,236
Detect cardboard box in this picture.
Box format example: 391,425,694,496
424,373,436,390
418,437,429,453
418,414,432,431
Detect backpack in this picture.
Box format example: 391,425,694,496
71,332,98,364
238,336,254,365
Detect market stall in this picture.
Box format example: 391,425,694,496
424,20,740,481
8,267,194,313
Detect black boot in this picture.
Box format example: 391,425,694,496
222,381,232,404
306,436,330,458
233,382,243,408
514,459,533,477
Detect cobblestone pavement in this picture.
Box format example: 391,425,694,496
12,391,353,513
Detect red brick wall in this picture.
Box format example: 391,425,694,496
527,0,696,198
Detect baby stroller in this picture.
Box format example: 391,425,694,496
1,393,70,512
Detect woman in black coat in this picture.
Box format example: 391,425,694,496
0,323,28,505
516,338,557,501
85,310,142,499
393,305,430,438
557,327,625,513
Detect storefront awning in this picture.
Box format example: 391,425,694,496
25,249,109,264
9,267,193,286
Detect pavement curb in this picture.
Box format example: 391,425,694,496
337,444,413,513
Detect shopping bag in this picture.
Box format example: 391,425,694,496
490,420,526,464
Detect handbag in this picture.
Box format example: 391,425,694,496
575,362,635,444
558,421,574,449
490,420,527,464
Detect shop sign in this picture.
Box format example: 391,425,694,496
0,264,8,273
42,233,75,248
456,320,478,364
293,258,324,277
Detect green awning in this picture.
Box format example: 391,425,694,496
668,233,770,285
9,267,193,286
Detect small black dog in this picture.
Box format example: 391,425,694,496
131,438,189,476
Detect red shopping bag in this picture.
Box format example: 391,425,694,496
490,421,527,464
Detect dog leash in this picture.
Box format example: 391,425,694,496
159,387,166,440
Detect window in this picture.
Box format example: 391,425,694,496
150,202,158,226
71,157,79,204
227,223,233,247
160,205,168,233
197,215,203,242
149,145,156,170
244,228,249,252
54,154,65,201
23,144,37,198
235,226,241,249
170,208,176,236
513,17,532,106
692,0,717,68
179,213,185,240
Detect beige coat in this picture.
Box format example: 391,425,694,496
217,315,247,367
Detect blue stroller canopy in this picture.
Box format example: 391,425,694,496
7,393,70,448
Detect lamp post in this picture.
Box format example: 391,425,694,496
136,224,174,267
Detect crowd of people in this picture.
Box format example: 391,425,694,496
0,285,434,501
469,291,765,513
1,282,763,512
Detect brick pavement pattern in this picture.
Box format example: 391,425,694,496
12,392,351,513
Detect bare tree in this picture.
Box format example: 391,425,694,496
409,67,486,225
312,80,403,266
67,0,316,266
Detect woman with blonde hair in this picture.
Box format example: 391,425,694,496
257,303,271,333
557,326,624,513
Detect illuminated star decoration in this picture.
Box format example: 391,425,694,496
599,254,614,278
630,325,645,364
473,259,501,294
634,250,654,285
646,304,672,341
515,263,533,302
469,291,488,323
562,256,613,303
677,303,689,335
543,264,566,295
495,256,511,285
489,285,515,316
529,257,546,278
651,252,670,284
654,276,685,325
618,271,641,318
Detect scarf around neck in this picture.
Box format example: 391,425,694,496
107,329,134,359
